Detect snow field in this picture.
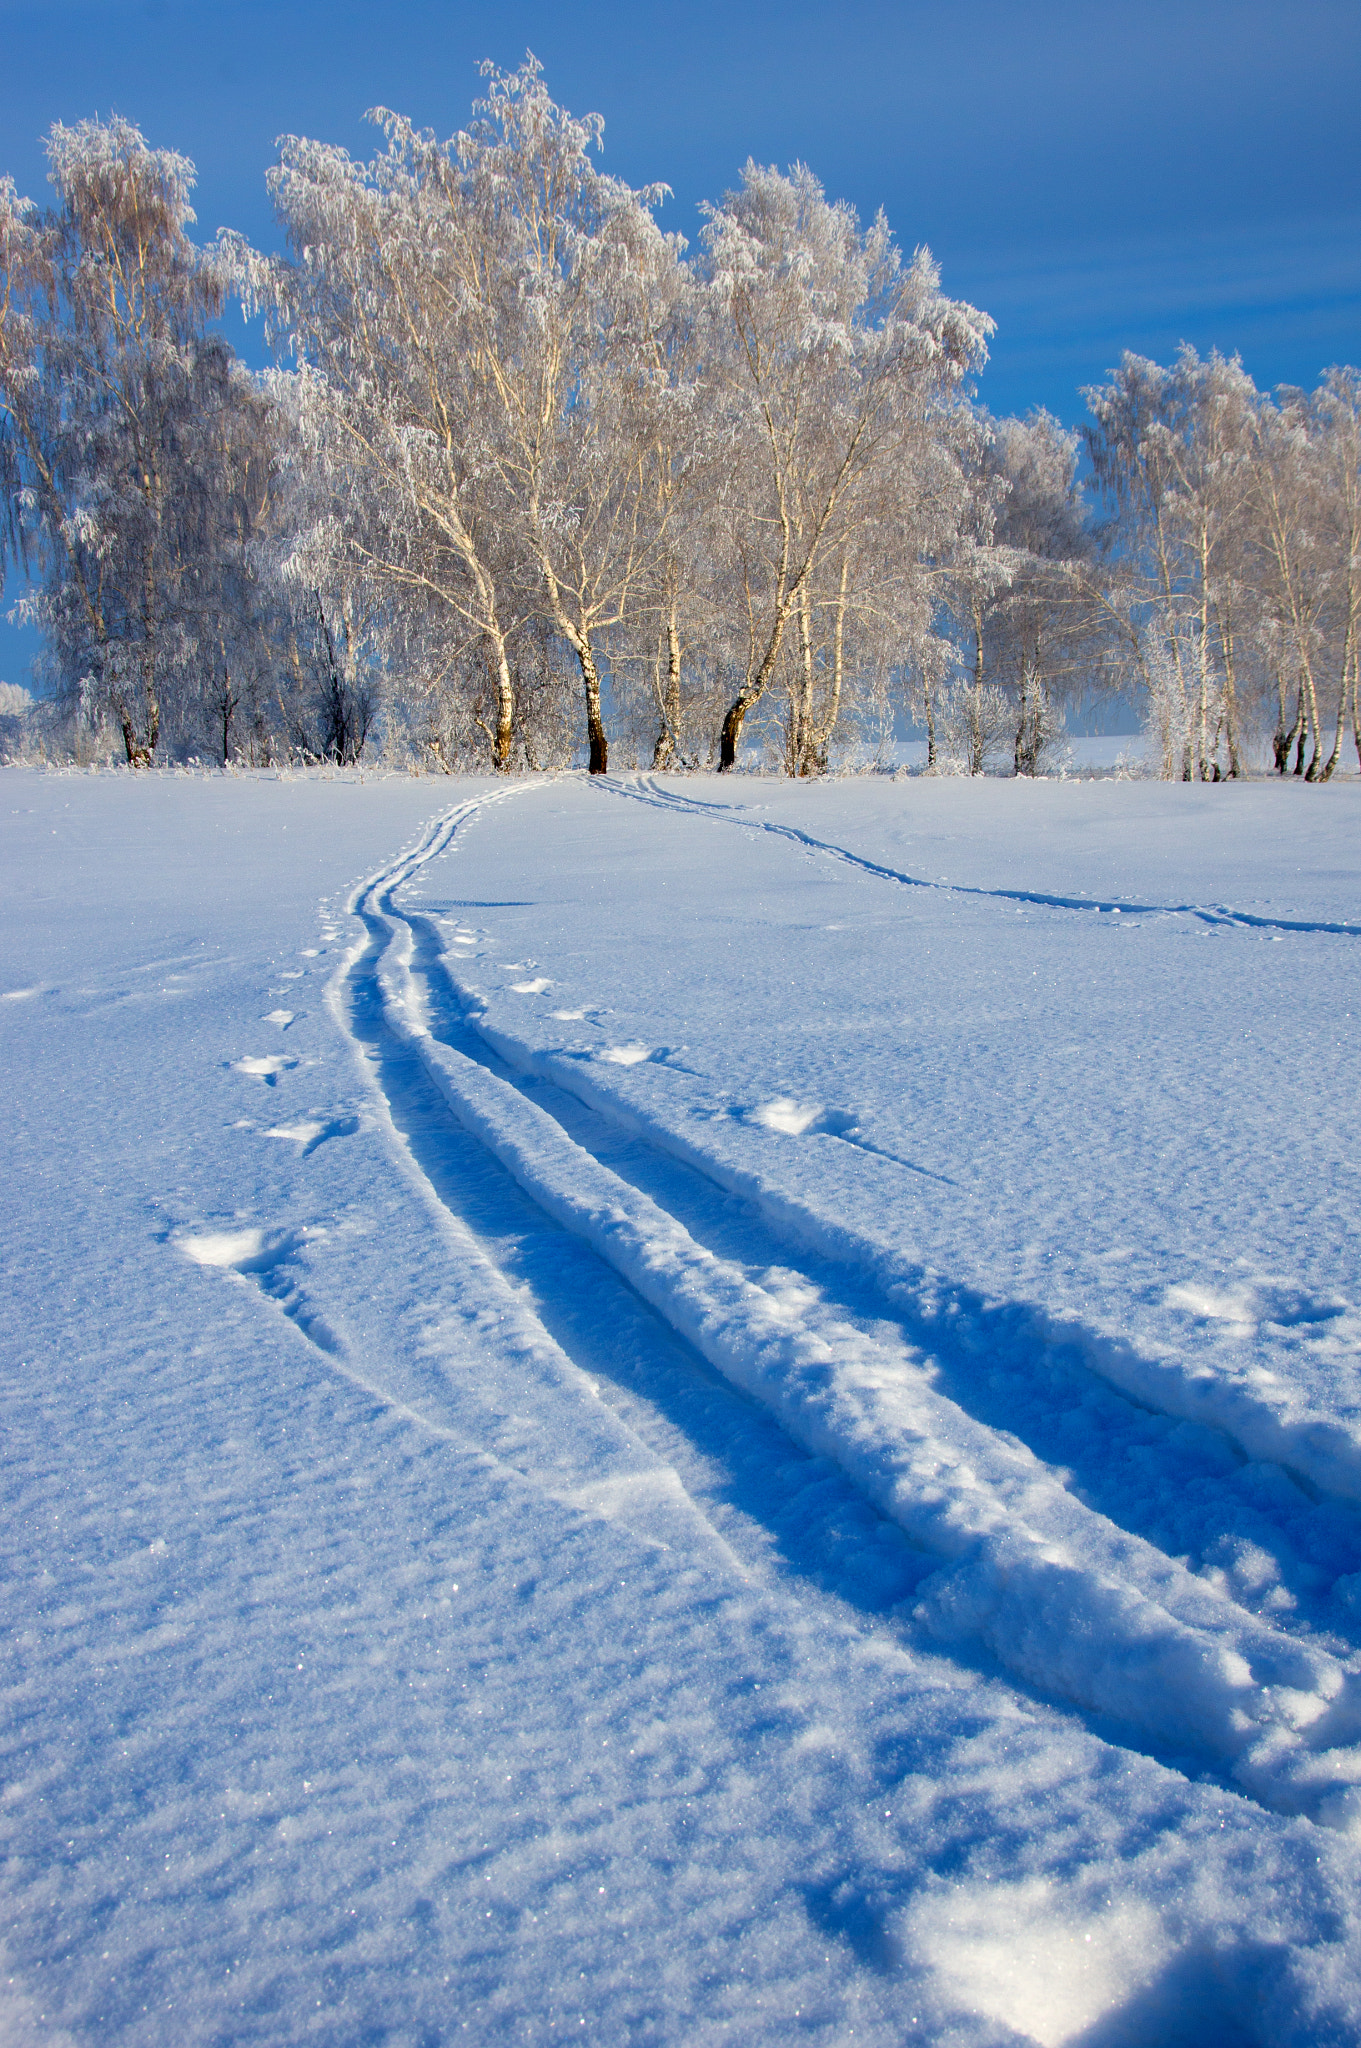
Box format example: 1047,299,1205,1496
2,767,1361,2044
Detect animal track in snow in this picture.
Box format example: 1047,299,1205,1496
177,1222,343,1355
551,1009,587,1020
262,1009,295,1028
736,1100,958,1184
511,977,553,995
750,1098,872,1138
598,1043,652,1066
907,1879,1165,2048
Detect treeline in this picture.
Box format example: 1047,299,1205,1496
2,62,1358,779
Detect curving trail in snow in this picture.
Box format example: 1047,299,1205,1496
333,779,1361,1827
603,772,1361,938
582,773,1361,1507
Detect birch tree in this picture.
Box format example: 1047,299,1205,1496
0,120,276,763
1313,368,1361,777
249,61,680,773
1245,376,1361,780
699,162,990,769
988,412,1095,773
1084,349,1257,779
445,59,681,773
243,119,532,769
935,408,1013,774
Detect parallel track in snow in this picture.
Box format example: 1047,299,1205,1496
589,774,1361,1510
336,783,1361,1827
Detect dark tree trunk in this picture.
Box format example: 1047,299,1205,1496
575,637,608,774
718,695,748,771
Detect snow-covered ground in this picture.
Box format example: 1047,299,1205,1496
2,765,1360,2046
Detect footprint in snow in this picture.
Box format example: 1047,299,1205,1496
178,1224,339,1355
180,1226,270,1268
597,1043,652,1066
744,1099,958,1183
233,1054,297,1085
551,1009,587,1021
1165,1277,1350,1335
510,977,553,995
262,1009,295,1028
177,1225,300,1271
750,1098,852,1136
263,1114,359,1156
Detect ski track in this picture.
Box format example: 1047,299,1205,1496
571,775,1361,1512
601,773,1361,939
316,787,757,1580
329,783,1361,1828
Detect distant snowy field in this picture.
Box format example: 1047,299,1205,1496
887,735,1148,775
2,766,1360,2047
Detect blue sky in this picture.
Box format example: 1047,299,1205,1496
2,0,1359,686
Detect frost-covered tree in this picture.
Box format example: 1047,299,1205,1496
14,80,1359,784
698,162,991,769
236,120,529,769
444,60,682,774
1245,373,1361,780
1084,350,1361,781
621,248,718,770
0,121,281,763
244,58,680,774
933,410,1099,776
1085,349,1258,779
1311,368,1361,778
987,412,1096,773
933,409,1012,774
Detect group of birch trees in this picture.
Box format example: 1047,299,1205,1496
1083,351,1361,781
3,62,1359,778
